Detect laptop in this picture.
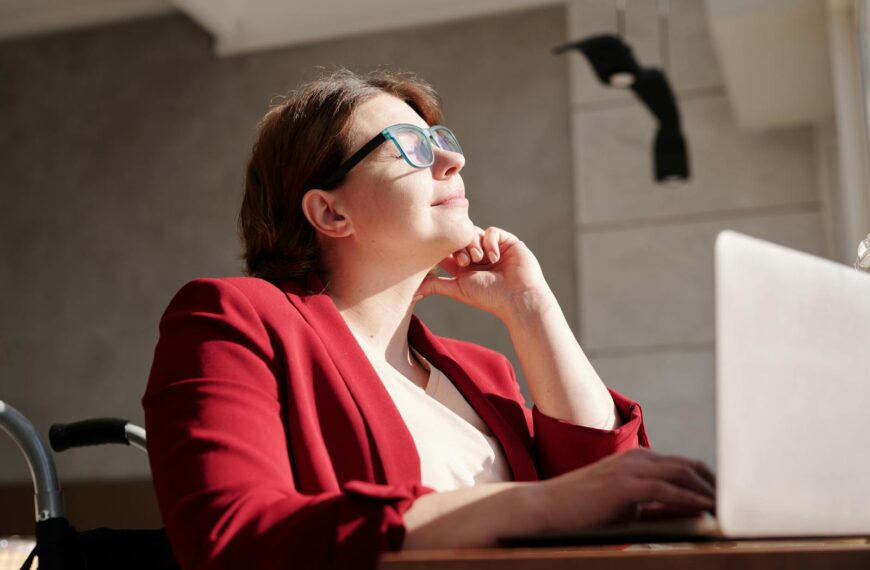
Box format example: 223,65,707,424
500,230,870,545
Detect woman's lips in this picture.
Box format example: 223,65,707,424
434,197,468,206
432,192,467,206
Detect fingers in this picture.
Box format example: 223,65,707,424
636,502,710,521
465,227,485,265
614,448,716,511
454,250,471,267
452,226,516,268
631,478,714,512
637,460,715,500
416,275,463,302
482,227,500,263
649,454,717,490
448,225,484,269
438,255,462,277
618,448,715,497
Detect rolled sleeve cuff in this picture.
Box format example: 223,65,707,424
533,389,650,478
336,481,435,569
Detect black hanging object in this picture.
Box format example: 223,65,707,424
654,124,689,181
554,34,690,183
630,68,678,124
630,68,689,181
554,34,641,87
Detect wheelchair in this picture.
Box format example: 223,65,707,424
0,400,178,570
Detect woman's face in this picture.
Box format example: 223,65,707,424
331,93,475,266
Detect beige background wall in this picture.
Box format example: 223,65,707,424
567,0,826,470
0,6,574,487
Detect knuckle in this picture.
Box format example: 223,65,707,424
635,479,662,499
626,447,651,459
681,465,697,480
676,488,702,505
601,452,628,468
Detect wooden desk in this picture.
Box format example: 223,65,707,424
380,538,870,569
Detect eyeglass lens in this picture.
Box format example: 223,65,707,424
432,127,461,155
392,126,461,167
394,129,433,167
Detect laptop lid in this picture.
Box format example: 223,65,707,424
715,230,870,537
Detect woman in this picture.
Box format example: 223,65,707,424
143,69,715,570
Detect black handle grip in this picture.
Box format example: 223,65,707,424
49,418,131,452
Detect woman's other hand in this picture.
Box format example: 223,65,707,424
416,225,553,321
403,447,715,549
534,448,716,530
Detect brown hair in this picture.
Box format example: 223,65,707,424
238,68,443,282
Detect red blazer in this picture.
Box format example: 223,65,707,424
143,276,649,570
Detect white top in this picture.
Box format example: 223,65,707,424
355,342,513,492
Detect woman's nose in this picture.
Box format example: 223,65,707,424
432,148,465,179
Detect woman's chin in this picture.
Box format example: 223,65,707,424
455,216,477,243
426,217,476,259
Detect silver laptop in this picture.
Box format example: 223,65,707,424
501,230,870,545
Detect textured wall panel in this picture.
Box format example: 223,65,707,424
0,6,574,483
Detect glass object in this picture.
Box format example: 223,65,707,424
855,232,870,271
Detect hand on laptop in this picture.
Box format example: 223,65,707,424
535,448,716,530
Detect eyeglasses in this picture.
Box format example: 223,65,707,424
320,123,463,188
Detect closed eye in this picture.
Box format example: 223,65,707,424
376,145,402,161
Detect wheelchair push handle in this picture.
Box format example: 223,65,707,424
50,418,147,453
0,400,65,521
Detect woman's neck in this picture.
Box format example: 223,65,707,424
324,259,430,368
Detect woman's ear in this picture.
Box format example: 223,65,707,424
301,189,353,238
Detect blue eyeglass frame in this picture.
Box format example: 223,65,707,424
319,123,463,189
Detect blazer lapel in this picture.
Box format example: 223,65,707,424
280,277,423,487
409,317,540,482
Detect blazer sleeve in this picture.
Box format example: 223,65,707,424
496,355,651,479
142,279,432,570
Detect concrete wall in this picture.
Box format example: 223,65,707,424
0,6,575,487
0,0,830,520
567,0,826,470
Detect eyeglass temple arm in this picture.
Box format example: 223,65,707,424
320,132,387,189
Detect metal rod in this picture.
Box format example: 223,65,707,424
0,400,65,521
616,0,627,38
858,0,870,162
125,423,148,453
658,0,671,71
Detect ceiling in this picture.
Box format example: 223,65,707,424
0,0,175,43
1,0,838,131
0,0,560,54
